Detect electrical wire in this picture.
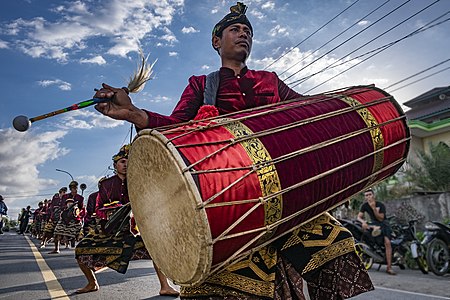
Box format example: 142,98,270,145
384,58,450,90
263,0,361,70
287,14,450,86
282,0,413,83
388,66,450,93
288,12,450,92
300,22,450,93
278,0,391,77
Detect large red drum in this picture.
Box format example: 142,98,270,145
127,85,410,286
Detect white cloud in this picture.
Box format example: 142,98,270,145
182,26,199,34
360,77,389,86
0,40,9,49
250,9,265,19
37,79,72,91
3,0,185,61
160,27,178,45
0,128,69,211
249,47,362,93
358,20,369,26
268,25,289,37
148,95,172,103
59,110,125,130
201,65,210,70
80,55,106,65
169,51,178,57
261,2,275,10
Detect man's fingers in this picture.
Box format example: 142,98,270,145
94,103,108,114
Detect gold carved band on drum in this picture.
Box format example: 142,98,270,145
207,115,405,246
223,120,283,242
211,148,408,274
337,95,385,176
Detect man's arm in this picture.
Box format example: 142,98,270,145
371,204,385,222
277,75,303,101
357,208,369,230
95,76,204,129
95,184,108,220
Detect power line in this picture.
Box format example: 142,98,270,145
287,14,450,87
263,0,361,70
384,58,450,90
278,0,391,77
288,11,450,91
282,0,413,83
388,66,450,93
290,0,442,88
3,193,55,199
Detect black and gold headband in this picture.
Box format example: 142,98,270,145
113,144,130,162
212,2,253,38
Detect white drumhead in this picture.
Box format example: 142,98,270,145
127,129,212,286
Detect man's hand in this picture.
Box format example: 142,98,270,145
94,83,149,128
361,221,369,230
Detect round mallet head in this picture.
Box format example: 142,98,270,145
12,115,31,132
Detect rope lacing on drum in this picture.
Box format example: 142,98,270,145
183,95,394,174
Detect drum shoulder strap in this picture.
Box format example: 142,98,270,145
203,71,220,106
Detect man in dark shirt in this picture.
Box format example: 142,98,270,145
358,189,396,275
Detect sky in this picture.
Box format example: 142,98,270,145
0,0,449,218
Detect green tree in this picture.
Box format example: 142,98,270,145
406,142,450,192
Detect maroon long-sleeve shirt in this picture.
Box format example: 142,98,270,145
143,67,301,128
95,175,128,220
62,193,84,209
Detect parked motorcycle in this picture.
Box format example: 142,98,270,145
422,221,450,276
339,218,428,274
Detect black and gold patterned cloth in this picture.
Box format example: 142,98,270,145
181,213,365,299
75,214,149,274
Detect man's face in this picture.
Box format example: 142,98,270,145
115,158,128,176
213,23,252,62
364,191,375,204
69,186,77,194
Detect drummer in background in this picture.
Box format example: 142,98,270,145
41,187,67,248
49,181,84,253
33,201,44,239
74,145,179,296
93,2,373,299
82,177,106,237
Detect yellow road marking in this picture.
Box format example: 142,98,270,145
25,236,70,300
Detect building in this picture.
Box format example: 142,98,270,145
403,86,450,163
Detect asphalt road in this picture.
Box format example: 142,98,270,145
0,232,449,300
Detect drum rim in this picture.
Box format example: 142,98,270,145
128,128,213,286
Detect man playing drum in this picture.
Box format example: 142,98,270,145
94,2,374,299
74,145,179,296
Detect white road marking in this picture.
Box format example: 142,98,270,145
376,286,450,299
25,236,70,300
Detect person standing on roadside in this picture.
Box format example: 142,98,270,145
19,206,32,235
0,196,8,234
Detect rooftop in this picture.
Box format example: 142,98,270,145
403,86,450,108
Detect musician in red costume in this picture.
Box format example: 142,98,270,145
41,187,67,248
94,2,374,299
50,181,84,253
74,145,179,297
